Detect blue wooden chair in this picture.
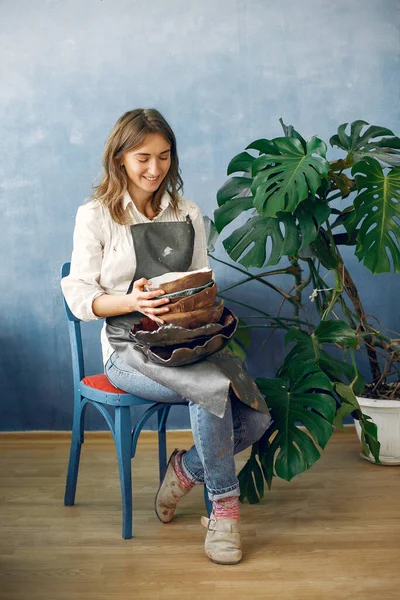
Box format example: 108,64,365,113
61,262,211,539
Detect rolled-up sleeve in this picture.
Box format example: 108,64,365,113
189,204,210,271
61,204,105,321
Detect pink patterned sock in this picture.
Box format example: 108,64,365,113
172,450,196,492
213,496,240,521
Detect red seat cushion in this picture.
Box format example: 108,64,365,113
81,374,127,394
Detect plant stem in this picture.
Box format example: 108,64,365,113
307,259,326,314
320,224,344,320
326,191,343,202
217,293,310,327
255,266,302,277
218,277,252,294
349,349,359,389
288,256,303,317
338,296,358,329
315,225,382,382
321,290,339,321
209,254,300,303
337,254,382,383
208,254,258,276
238,325,282,329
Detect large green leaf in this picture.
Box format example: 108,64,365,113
285,320,358,351
294,196,331,249
351,157,400,273
334,383,380,463
359,415,381,464
202,216,219,253
330,120,400,167
256,430,275,490
279,118,307,149
330,205,359,236
222,213,299,268
281,340,364,394
226,319,251,362
251,136,330,217
247,324,362,490
238,450,265,504
215,131,331,260
246,138,277,154
216,176,252,207
314,320,359,348
227,152,255,175
311,236,338,270
215,183,331,251
216,192,330,244
319,353,365,396
281,322,359,382
214,196,254,233
333,383,359,430
256,361,335,482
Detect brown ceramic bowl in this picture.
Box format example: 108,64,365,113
167,283,217,314
161,300,224,329
130,311,233,346
131,308,238,367
145,269,213,295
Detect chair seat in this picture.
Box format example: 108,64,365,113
80,374,164,407
81,374,127,394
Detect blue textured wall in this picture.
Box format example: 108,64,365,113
1,0,399,430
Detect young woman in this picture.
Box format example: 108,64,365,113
61,108,271,565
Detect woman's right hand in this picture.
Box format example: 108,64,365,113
127,277,170,324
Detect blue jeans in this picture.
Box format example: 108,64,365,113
105,352,271,501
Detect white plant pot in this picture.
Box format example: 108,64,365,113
354,396,400,465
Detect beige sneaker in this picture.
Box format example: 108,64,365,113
155,449,192,523
201,512,242,565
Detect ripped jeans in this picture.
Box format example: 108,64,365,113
105,352,271,501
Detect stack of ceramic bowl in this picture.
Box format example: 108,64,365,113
129,268,238,366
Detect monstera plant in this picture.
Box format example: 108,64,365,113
208,120,400,502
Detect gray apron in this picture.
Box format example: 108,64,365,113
105,217,270,419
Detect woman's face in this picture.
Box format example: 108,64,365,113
121,133,171,200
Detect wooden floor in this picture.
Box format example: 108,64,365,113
0,428,399,600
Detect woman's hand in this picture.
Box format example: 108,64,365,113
127,278,170,324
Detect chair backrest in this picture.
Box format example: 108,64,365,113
60,262,85,384
61,262,80,322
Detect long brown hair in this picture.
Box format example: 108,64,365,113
92,109,183,224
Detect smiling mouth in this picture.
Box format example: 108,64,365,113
144,176,159,182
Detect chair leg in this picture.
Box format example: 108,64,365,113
64,399,85,506
157,406,170,482
115,406,133,540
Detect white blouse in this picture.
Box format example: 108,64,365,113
61,191,210,365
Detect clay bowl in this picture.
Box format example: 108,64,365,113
131,308,238,367
158,281,214,301
161,300,224,329
167,283,217,314
145,269,213,295
130,310,233,346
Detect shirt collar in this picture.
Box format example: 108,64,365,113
122,190,172,217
